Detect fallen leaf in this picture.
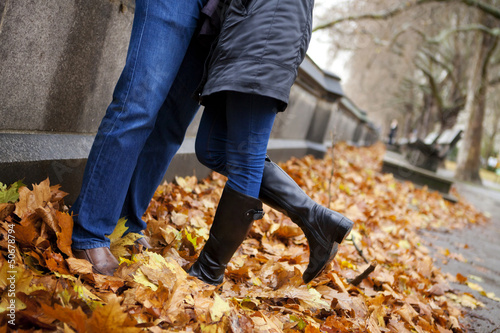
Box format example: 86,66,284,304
40,303,87,333
86,294,141,332
66,258,94,275
456,273,467,284
210,293,231,322
56,211,74,257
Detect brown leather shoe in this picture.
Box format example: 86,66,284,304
134,236,152,250
72,247,120,276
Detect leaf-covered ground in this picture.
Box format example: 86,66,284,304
0,142,492,332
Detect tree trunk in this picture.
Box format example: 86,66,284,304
419,93,434,139
455,13,499,183
483,107,500,160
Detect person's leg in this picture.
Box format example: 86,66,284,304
195,92,277,197
195,93,228,177
189,92,277,284
196,94,353,284
224,93,278,197
71,0,207,253
223,95,352,284
259,157,353,283
120,38,207,235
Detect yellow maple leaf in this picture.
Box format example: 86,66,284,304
133,270,158,291
105,218,143,258
305,288,331,310
481,291,500,302
110,233,143,258
175,176,194,192
132,252,185,291
105,217,129,242
447,292,485,309
210,293,231,322
0,264,45,312
466,282,484,292
73,281,102,311
398,239,411,249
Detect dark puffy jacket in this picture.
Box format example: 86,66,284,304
201,0,314,111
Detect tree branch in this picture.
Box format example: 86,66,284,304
420,47,455,79
459,0,500,20
490,76,500,86
349,263,377,286
428,24,500,43
414,57,445,110
313,0,500,32
313,0,433,32
347,236,369,264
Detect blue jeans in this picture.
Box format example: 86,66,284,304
195,92,278,198
71,0,207,249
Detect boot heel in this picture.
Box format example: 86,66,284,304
334,217,354,244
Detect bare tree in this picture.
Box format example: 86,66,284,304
313,0,500,181
455,10,499,183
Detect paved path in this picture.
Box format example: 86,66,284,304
422,169,500,332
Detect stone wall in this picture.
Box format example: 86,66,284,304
0,1,378,203
0,0,132,133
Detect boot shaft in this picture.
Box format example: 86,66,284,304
188,185,264,285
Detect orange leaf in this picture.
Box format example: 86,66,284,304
13,214,39,246
456,273,467,284
86,294,140,333
66,258,93,275
43,247,70,274
40,303,87,333
93,274,125,293
0,203,15,220
56,211,74,257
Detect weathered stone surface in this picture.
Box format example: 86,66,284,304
0,0,133,133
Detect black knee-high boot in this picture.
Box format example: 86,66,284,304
259,157,354,283
188,185,264,285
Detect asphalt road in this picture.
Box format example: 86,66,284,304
421,170,500,333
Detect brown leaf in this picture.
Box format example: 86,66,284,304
328,272,349,294
43,247,70,274
14,186,33,218
13,214,40,247
93,274,125,292
86,294,141,332
40,303,87,333
50,184,68,204
36,205,60,234
66,257,93,275
34,178,52,207
14,178,51,218
56,211,73,257
0,203,15,220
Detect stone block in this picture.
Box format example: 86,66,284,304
0,0,133,133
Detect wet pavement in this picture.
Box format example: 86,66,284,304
422,169,500,332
